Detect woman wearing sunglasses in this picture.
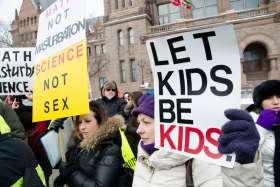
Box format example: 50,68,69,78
96,81,127,118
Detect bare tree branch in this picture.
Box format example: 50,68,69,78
0,22,12,47
88,56,108,78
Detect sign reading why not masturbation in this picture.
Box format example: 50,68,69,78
146,25,240,168
0,48,34,95
33,0,89,122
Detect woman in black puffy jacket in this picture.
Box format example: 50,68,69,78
54,101,125,187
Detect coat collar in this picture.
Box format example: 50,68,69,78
137,143,190,170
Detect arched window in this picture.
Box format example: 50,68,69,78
244,43,267,62
243,42,268,80
128,28,134,45
117,30,123,46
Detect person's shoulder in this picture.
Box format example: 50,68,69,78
95,97,103,103
96,137,121,159
1,137,33,157
102,141,121,156
2,136,24,145
115,97,127,105
0,101,7,112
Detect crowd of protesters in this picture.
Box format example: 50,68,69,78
0,79,279,187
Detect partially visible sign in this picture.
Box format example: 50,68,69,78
146,25,240,168
0,48,34,95
33,0,89,122
41,118,74,167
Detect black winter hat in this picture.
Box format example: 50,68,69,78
253,80,280,108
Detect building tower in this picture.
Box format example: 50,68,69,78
10,0,39,47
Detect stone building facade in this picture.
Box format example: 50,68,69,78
11,0,280,99
10,0,39,47
87,0,280,98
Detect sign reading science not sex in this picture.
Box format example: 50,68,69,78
146,25,240,168
33,0,89,122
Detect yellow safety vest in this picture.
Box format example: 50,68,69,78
119,128,136,170
0,115,11,134
11,165,46,187
0,115,46,186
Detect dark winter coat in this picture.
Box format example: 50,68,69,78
0,134,45,187
96,96,127,117
15,104,35,131
60,115,125,187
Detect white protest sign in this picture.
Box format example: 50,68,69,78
41,118,74,167
0,48,34,95
33,0,89,122
146,25,240,168
35,0,87,60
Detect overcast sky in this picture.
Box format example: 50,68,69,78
0,0,104,24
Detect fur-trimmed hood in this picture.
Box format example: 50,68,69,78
70,115,125,150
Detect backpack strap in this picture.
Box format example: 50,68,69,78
185,159,194,187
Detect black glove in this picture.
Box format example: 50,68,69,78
53,164,79,186
218,109,260,164
49,118,67,132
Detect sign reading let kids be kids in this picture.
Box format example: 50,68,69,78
33,0,89,122
146,25,241,168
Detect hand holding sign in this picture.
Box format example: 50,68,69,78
218,109,260,164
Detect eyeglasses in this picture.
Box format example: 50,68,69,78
106,88,116,92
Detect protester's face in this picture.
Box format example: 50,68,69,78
104,88,116,100
78,111,100,139
136,113,155,145
262,95,280,113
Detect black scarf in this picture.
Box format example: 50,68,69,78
273,125,280,187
